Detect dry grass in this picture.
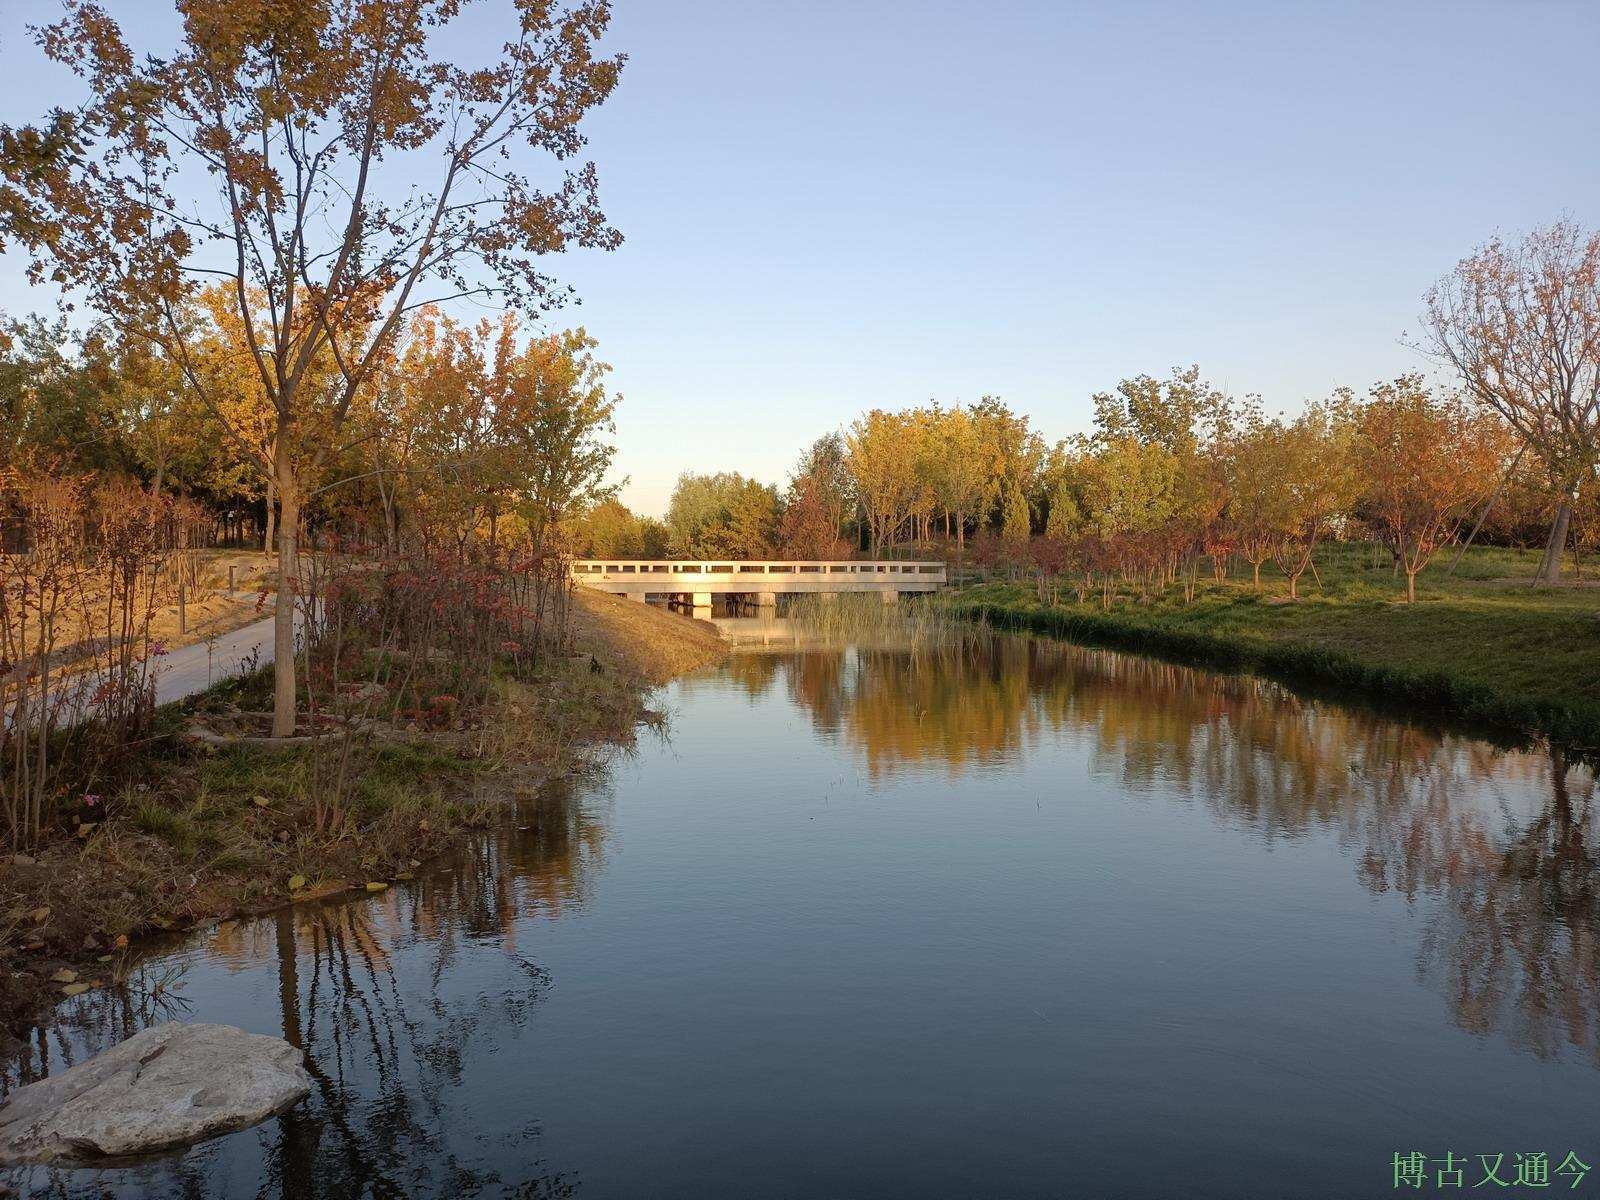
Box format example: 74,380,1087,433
567,587,727,685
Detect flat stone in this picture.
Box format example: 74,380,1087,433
0,1022,311,1165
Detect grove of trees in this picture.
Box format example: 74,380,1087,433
1,0,624,737
0,0,632,850
576,367,1526,608
578,221,1600,614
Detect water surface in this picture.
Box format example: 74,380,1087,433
7,626,1599,1198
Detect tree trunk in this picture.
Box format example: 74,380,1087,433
272,457,301,738
1536,497,1572,584
1406,568,1417,603
263,475,277,555
378,474,398,556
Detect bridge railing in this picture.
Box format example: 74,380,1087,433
569,560,946,579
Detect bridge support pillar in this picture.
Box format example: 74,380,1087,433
627,592,647,603
756,591,777,609
691,591,713,616
881,589,899,605
817,592,837,604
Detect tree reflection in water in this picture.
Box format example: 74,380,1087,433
7,632,1600,1197
741,632,1600,1065
2,779,607,1198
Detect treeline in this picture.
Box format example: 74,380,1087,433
574,397,1041,561
581,219,1600,606
576,372,1518,604
2,299,616,558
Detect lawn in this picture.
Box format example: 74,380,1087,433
948,541,1600,749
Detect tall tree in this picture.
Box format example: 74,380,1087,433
0,0,623,735
1422,219,1600,584
929,406,988,551
498,326,620,565
847,410,920,554
778,475,850,559
787,431,856,548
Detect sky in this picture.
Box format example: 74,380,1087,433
2,0,1597,516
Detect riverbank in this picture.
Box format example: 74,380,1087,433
0,590,725,1039
946,543,1600,752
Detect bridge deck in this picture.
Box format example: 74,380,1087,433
571,560,945,599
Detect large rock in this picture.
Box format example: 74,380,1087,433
0,1022,311,1165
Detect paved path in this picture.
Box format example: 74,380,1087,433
153,612,281,705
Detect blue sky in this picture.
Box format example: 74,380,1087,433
2,1,1596,515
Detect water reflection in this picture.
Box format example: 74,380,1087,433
693,632,1600,1062
4,782,604,1198
6,629,1600,1198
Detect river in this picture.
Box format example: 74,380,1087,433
6,621,1599,1199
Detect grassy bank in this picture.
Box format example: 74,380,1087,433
0,590,725,1038
945,542,1600,751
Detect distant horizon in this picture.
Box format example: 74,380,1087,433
3,0,1597,518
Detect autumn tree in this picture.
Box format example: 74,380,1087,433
1352,376,1506,601
1091,366,1229,589
847,410,920,554
0,0,623,736
574,498,658,558
788,432,856,547
778,475,851,559
499,326,620,565
969,396,1043,542
1222,405,1282,590
114,336,221,501
926,406,988,552
1422,219,1600,584
1265,403,1355,600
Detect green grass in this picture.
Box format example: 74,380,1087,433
946,541,1600,751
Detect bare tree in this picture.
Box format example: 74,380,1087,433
1421,219,1600,583
0,0,623,734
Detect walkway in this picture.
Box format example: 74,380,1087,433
152,611,281,705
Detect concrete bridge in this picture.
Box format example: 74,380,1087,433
570,559,946,613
